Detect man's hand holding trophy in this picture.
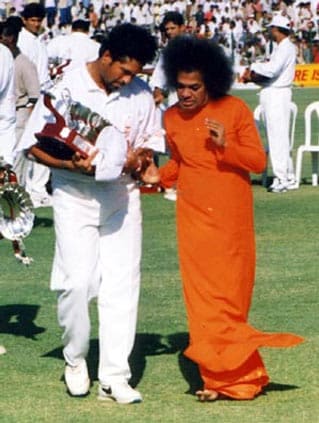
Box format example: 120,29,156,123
32,90,160,185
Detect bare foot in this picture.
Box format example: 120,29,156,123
196,389,219,402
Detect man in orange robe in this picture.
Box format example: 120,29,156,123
158,36,304,401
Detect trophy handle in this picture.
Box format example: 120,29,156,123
43,93,66,130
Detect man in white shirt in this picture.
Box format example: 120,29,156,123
1,18,40,187
18,2,52,207
0,43,16,356
242,14,296,193
47,19,100,72
18,3,50,89
149,11,185,201
150,11,186,108
20,23,164,403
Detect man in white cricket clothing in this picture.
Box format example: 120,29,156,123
20,23,164,403
242,14,296,193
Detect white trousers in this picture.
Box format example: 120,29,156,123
16,108,50,197
51,176,142,385
25,161,51,199
260,86,293,183
13,108,32,187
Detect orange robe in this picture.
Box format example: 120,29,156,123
159,96,303,400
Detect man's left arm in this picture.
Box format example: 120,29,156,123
250,44,289,80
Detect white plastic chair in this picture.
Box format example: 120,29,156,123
295,101,319,188
254,101,298,187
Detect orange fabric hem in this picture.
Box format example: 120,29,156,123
215,380,267,400
199,350,270,400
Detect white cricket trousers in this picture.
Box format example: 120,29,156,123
259,86,292,183
25,161,51,198
50,176,142,386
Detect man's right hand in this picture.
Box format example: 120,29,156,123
71,150,98,175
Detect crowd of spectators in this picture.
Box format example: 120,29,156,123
1,0,319,67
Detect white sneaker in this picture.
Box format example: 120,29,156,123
268,177,279,190
267,179,287,193
0,345,7,355
64,360,90,396
286,179,298,190
163,188,177,201
98,382,142,404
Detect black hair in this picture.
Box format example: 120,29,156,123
1,21,20,39
161,11,184,27
21,2,45,19
163,35,233,100
99,23,157,66
6,16,23,33
71,19,90,32
91,29,106,43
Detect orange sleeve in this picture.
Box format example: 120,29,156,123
215,101,267,174
158,114,181,188
158,135,180,188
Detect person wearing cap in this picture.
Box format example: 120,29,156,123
242,14,297,193
47,19,100,73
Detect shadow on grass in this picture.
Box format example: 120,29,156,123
33,216,54,228
0,304,45,339
263,382,300,393
251,177,267,186
129,332,200,390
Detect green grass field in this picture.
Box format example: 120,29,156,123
1,88,319,422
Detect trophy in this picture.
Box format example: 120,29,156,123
35,90,112,160
35,91,161,188
0,159,34,265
